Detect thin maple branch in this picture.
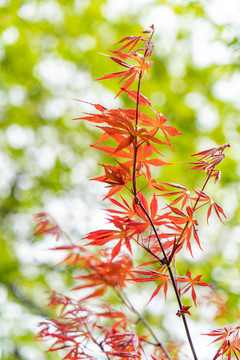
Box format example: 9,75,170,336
132,71,143,200
132,28,154,201
3,280,50,317
13,348,24,360
36,26,232,360
86,324,111,360
134,163,223,359
137,199,199,360
115,288,172,360
86,263,172,359
173,258,179,294
128,163,224,360
169,169,213,262
130,27,190,360
192,171,212,211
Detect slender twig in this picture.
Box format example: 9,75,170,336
130,26,199,359
133,166,217,360
169,169,213,260
115,288,172,360
137,201,198,360
132,28,154,201
132,70,143,200
86,324,111,360
192,171,212,211
3,280,50,317
94,267,172,359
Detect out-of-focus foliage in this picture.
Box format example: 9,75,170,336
0,0,239,359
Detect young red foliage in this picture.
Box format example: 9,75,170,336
102,332,142,358
129,267,170,303
36,25,231,360
122,88,155,111
140,113,183,150
176,269,212,306
204,325,240,360
74,252,133,291
106,196,136,220
153,182,191,210
192,189,227,224
187,144,230,183
131,193,167,235
37,295,137,360
97,31,154,98
166,205,202,256
34,212,63,241
91,162,132,199
85,218,134,260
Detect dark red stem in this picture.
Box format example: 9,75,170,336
137,201,199,360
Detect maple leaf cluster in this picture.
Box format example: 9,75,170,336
204,326,240,360
36,25,232,360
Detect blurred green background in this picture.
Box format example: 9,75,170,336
0,0,240,359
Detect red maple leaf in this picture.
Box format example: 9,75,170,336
153,182,191,210
130,193,168,237
176,269,212,306
204,325,240,360
140,112,182,150
91,162,131,199
102,332,141,358
187,143,230,183
97,29,154,98
34,212,63,241
192,190,227,224
122,88,155,111
85,218,134,259
106,196,136,221
129,268,170,302
72,255,133,301
167,205,202,256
